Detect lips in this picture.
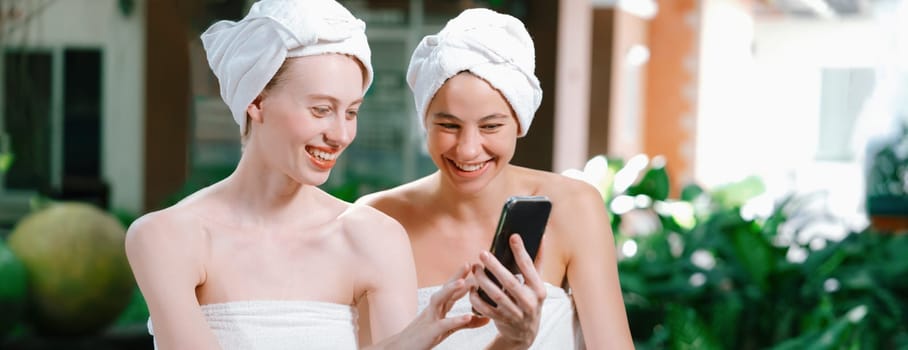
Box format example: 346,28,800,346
448,158,491,178
306,146,339,170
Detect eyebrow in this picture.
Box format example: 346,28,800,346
307,94,363,106
431,112,509,122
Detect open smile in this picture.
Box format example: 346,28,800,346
447,158,492,178
306,146,340,170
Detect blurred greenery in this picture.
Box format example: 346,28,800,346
576,154,908,349
7,154,904,348
866,123,908,217
0,238,27,339
0,152,12,174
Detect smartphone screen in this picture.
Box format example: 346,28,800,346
477,196,552,310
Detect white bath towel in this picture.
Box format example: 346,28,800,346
417,283,586,349
407,8,542,137
200,0,372,134
147,300,358,350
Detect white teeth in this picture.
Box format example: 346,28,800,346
454,161,484,172
309,148,338,161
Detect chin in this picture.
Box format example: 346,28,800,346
444,172,493,195
296,171,331,187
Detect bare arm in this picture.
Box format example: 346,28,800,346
352,210,420,343
349,204,485,349
125,213,221,350
563,182,635,349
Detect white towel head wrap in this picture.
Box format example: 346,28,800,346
407,8,542,137
200,0,372,134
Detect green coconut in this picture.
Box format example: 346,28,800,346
0,238,28,338
7,202,134,336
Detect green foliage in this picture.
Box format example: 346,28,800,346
577,154,908,349
112,286,149,327
0,152,12,174
0,238,28,339
866,123,908,217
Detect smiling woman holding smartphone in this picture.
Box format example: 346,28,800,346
358,8,635,350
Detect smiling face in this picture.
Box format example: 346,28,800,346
245,54,364,186
425,72,519,194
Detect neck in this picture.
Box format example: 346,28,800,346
430,165,519,221
216,149,321,227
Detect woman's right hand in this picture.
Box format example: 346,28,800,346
470,234,547,350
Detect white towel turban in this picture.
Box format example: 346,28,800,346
407,8,542,137
200,0,373,134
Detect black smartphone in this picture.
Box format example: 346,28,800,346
476,195,552,310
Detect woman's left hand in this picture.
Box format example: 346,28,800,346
469,234,547,349
373,264,489,350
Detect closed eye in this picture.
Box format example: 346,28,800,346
481,124,504,131
436,123,460,130
346,109,359,120
312,106,331,118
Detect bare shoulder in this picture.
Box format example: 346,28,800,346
338,203,410,255
517,166,604,207
517,167,610,237
339,203,415,291
340,203,406,236
124,200,209,267
124,200,212,293
355,176,431,220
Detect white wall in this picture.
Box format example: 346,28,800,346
696,0,886,228
2,0,145,214
697,1,886,186
695,0,758,188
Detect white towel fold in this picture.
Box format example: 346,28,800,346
148,300,358,350
200,0,372,133
407,8,542,137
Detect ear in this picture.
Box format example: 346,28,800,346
246,95,265,124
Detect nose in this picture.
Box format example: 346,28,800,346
455,127,482,160
325,117,354,147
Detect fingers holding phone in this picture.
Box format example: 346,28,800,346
474,235,546,314
475,196,550,308
508,233,547,304
469,234,545,347
469,196,551,347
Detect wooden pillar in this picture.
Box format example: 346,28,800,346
551,0,592,173
144,0,191,211
512,0,559,171
588,8,615,159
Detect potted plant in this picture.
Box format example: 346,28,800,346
865,120,908,232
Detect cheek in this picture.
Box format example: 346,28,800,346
348,120,358,139
490,133,517,156
426,131,455,152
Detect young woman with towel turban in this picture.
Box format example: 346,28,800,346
125,1,487,349
359,8,635,349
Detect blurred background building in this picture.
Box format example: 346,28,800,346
2,0,901,230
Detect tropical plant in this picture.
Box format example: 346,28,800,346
866,122,908,220
564,154,908,349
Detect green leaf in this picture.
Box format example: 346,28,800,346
729,223,776,291
710,176,766,208
680,183,705,202
628,165,671,201
666,305,722,350
0,152,12,173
